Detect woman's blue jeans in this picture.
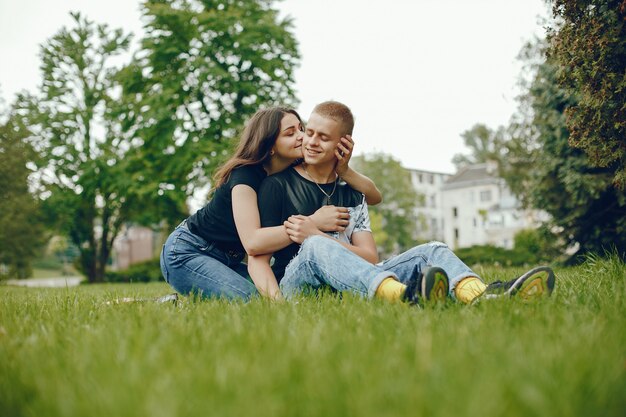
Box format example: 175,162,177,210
160,222,258,300
280,236,478,300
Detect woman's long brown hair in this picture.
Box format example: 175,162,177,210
212,107,302,189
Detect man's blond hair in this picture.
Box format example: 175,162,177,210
312,101,354,136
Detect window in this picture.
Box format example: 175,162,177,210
480,190,492,202
454,228,459,239
473,218,477,227
453,207,458,217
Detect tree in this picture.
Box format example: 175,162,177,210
547,0,626,189
117,0,300,217
15,13,138,283
452,123,506,169
501,39,626,258
0,114,46,278
352,152,422,257
18,1,299,283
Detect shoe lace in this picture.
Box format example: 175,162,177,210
485,279,514,293
402,274,421,304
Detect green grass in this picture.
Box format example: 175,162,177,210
1,256,625,417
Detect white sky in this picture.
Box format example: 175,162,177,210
0,0,550,174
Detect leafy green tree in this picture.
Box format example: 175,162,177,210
501,39,626,258
117,0,300,215
452,123,506,169
352,152,422,257
0,114,46,278
18,2,299,283
15,13,137,282
547,0,626,189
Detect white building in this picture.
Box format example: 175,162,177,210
440,162,538,249
408,168,451,241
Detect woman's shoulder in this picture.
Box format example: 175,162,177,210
232,164,265,176
228,164,266,187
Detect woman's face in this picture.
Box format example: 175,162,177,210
272,113,304,160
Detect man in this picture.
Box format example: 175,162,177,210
250,101,555,304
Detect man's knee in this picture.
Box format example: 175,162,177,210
299,235,339,259
426,241,449,249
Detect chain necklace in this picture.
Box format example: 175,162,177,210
302,164,337,205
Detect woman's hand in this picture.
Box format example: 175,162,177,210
284,215,325,244
335,135,354,177
309,205,350,232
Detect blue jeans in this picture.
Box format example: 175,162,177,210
377,241,479,298
280,236,397,299
160,222,258,300
280,237,479,300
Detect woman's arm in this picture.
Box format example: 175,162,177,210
232,184,292,256
335,135,383,205
247,254,283,300
233,184,350,255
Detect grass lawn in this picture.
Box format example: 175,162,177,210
1,256,625,417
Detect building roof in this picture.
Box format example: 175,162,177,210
406,167,453,177
442,162,501,190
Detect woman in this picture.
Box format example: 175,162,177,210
160,106,381,301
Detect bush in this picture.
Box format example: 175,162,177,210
455,228,565,267
513,228,562,264
104,258,163,283
455,245,525,267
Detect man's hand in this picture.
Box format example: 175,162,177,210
309,205,350,232
284,215,324,244
335,135,354,177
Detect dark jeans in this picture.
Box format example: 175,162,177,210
160,222,258,300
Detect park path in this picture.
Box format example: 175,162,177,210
4,276,83,288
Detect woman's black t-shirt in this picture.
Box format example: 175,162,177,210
186,164,267,252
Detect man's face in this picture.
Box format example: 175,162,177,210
303,112,342,166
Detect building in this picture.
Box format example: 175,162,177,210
408,168,451,241
111,225,160,270
440,162,539,249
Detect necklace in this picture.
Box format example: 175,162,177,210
302,164,337,205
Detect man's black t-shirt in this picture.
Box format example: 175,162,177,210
258,166,366,280
187,164,266,252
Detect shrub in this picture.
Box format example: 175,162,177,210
455,245,522,267
104,258,163,283
513,228,562,264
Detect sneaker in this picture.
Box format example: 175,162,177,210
402,266,449,305
483,266,555,301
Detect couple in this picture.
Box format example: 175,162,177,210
160,101,556,305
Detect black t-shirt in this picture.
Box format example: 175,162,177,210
187,164,267,252
258,166,366,280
